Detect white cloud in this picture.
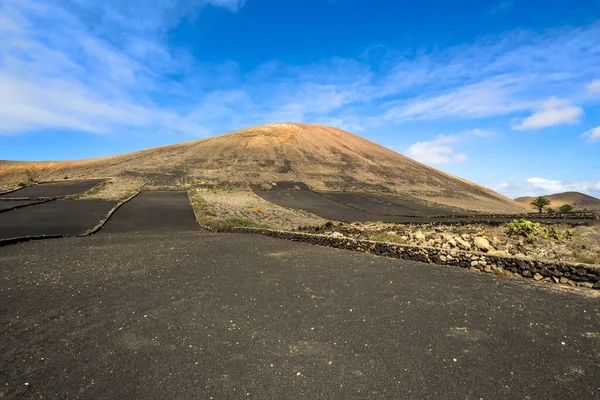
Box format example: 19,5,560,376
588,79,600,95
406,139,468,165
384,77,534,122
512,97,582,130
405,129,493,165
582,126,600,143
494,177,600,198
0,0,251,138
1,1,600,145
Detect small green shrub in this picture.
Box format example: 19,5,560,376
559,204,573,213
506,219,541,237
63,176,69,180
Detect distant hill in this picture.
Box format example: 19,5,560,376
0,123,526,213
515,191,600,211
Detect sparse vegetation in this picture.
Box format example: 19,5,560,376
297,220,599,266
370,232,408,245
559,204,573,213
574,251,600,265
67,178,144,201
530,196,550,214
188,189,324,231
507,219,541,237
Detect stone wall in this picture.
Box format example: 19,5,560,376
430,212,598,221
224,227,600,290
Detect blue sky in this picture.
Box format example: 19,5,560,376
0,0,599,198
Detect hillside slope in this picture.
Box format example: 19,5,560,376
515,192,600,211
0,123,525,213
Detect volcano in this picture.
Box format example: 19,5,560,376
0,123,525,213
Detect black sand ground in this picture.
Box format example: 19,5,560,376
100,191,198,233
0,179,104,199
257,190,376,222
0,200,116,239
0,232,598,399
320,192,461,216
0,200,43,212
366,193,463,215
255,190,592,225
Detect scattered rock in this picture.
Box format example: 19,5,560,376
577,282,594,289
533,273,543,281
455,237,471,250
329,232,346,239
414,231,426,241
473,237,492,253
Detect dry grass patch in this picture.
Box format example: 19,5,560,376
69,177,144,201
189,189,324,230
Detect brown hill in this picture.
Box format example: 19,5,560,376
515,192,600,211
0,123,525,213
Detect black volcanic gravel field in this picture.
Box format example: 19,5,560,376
0,232,598,399
1,179,105,199
255,190,593,225
100,191,198,233
0,200,116,239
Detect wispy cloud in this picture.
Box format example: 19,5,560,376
384,77,533,122
582,126,600,143
588,79,600,95
490,1,514,14
406,137,468,165
0,0,599,143
0,0,249,138
495,177,600,198
512,97,583,130
405,129,493,165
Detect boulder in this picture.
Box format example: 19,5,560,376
455,237,471,250
473,237,492,253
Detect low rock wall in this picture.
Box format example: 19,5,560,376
226,227,600,290
431,212,598,220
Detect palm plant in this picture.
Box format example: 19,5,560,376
530,196,550,214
